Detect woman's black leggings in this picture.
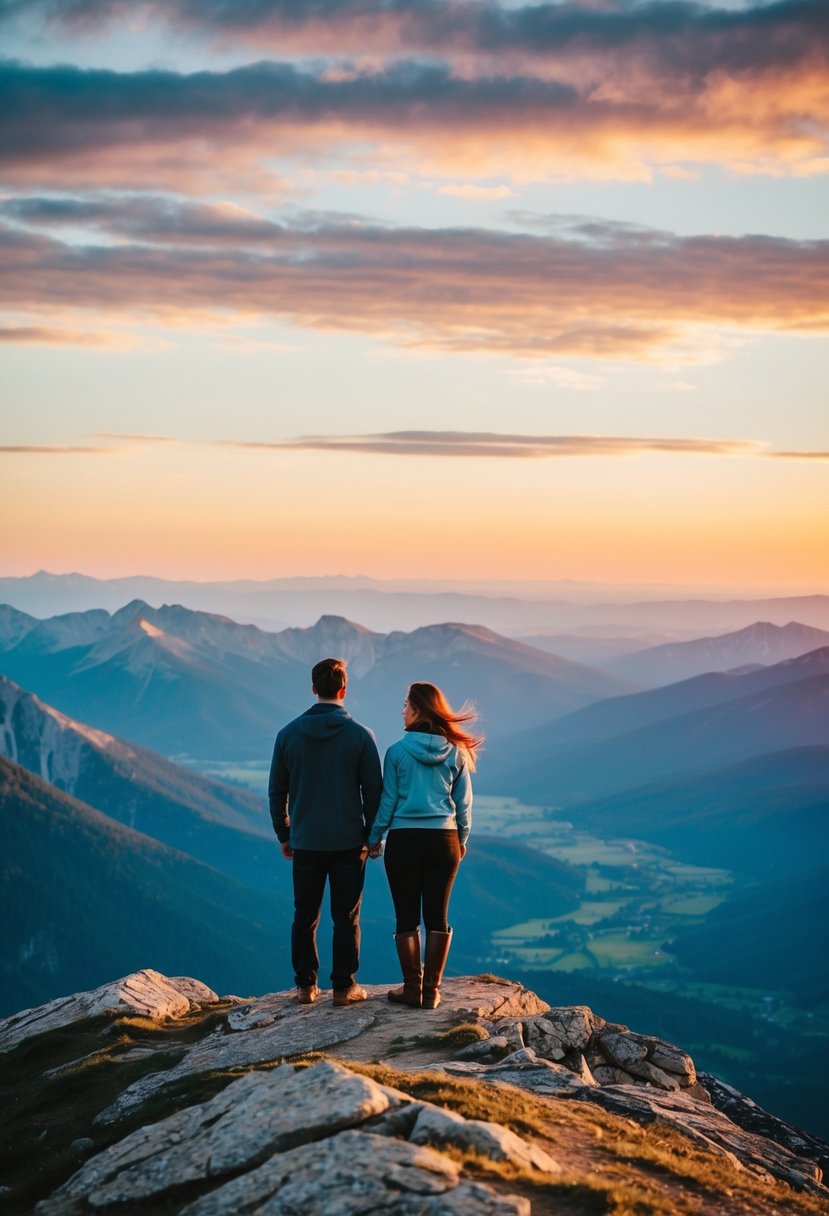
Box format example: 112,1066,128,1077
384,828,462,934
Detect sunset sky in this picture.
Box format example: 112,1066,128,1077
1,0,827,590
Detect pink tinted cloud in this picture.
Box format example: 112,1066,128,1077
221,432,768,459
0,323,140,346
2,202,827,359
6,431,823,461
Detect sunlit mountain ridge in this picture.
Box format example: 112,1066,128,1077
0,601,634,756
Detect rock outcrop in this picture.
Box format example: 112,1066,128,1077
1,971,827,1216
38,1061,554,1216
0,969,218,1053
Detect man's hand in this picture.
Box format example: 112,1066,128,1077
280,842,294,860
367,842,383,859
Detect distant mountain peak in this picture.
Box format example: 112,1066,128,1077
311,613,377,634
0,603,38,648
608,618,829,685
404,621,502,644
111,598,153,624
731,620,823,640
157,602,239,627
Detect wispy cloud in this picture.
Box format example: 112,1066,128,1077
2,200,827,361
0,444,116,454
0,323,134,346
220,431,769,459
1,434,177,455
6,430,826,461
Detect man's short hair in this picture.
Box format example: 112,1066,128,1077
312,658,348,699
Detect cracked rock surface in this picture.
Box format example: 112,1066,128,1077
36,1060,538,1216
2,970,826,1215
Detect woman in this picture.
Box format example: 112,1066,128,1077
367,682,483,1009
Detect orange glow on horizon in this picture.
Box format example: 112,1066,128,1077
1,446,826,591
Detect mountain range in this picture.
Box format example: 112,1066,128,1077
484,645,829,805
0,674,280,891
561,745,829,879
472,643,829,1032
2,570,828,635
0,602,633,756
604,620,829,685
3,594,828,1143
497,643,829,757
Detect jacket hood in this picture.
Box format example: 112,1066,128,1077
298,704,352,739
400,731,455,765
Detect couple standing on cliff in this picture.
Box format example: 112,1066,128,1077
268,657,483,1011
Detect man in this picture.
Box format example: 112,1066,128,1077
269,657,382,1006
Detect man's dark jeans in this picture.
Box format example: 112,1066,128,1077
291,846,367,991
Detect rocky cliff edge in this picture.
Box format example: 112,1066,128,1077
2,969,828,1216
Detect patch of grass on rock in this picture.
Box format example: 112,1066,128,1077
342,1059,552,1138
386,1022,489,1056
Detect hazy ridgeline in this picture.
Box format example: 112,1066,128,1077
1,589,828,1137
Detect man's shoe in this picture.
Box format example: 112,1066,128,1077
297,985,318,1004
332,984,368,1007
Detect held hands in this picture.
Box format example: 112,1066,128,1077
367,842,384,860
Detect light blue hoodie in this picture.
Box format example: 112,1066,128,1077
368,730,472,847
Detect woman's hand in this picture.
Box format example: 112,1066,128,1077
459,842,467,860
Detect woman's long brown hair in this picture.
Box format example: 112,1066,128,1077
406,682,484,771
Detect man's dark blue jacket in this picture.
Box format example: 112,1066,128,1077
268,703,382,850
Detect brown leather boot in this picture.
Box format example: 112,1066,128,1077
388,929,422,1007
421,927,452,1010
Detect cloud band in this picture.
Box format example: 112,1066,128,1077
3,200,828,360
